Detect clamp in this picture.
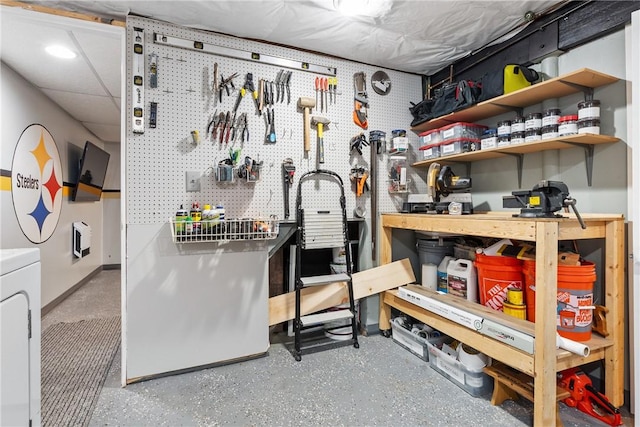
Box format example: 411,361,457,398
350,166,369,197
350,133,369,155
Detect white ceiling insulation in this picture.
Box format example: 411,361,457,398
2,0,562,144
20,0,560,75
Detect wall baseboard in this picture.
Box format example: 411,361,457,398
41,265,114,316
103,263,121,270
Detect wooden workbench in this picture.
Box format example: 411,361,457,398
378,212,625,427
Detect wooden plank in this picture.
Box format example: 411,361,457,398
383,290,535,375
268,258,415,326
534,221,559,427
1,0,126,26
604,218,625,407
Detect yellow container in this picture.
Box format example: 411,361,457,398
504,65,533,94
503,300,527,320
506,288,524,305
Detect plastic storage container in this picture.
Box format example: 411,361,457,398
419,128,441,146
558,115,578,136
541,124,559,140
525,112,542,131
480,129,498,150
391,320,447,362
511,115,526,133
510,132,525,144
440,137,481,156
419,142,441,160
578,99,600,120
578,118,600,135
427,339,493,397
542,108,561,126
439,122,488,143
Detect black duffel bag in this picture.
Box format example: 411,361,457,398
431,79,481,118
409,79,481,126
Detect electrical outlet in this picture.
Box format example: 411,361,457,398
185,171,201,192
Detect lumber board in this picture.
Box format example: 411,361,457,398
268,258,415,326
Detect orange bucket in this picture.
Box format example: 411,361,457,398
522,260,595,341
474,253,524,312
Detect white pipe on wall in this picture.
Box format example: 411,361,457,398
541,55,560,181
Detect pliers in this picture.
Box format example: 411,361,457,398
219,72,238,103
234,73,259,113
234,112,249,143
265,108,276,143
284,71,292,104
207,110,219,140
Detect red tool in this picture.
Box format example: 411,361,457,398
557,368,622,426
322,77,329,112
315,77,320,111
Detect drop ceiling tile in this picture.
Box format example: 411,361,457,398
1,19,108,96
42,88,120,123
75,29,123,97
83,122,121,144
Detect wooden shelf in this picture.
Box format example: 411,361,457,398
411,68,619,134
412,133,619,168
378,212,625,427
383,288,614,376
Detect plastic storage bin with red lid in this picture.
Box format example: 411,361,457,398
418,142,442,160
419,128,442,146
440,137,481,156
439,122,488,143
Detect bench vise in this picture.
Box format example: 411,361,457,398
503,180,586,229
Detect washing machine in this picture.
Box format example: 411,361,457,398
1,248,41,427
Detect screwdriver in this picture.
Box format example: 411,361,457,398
315,77,320,112
322,77,329,112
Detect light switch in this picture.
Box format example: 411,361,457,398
186,171,201,192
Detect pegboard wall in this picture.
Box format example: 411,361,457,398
125,16,425,225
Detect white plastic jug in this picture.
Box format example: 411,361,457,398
447,259,477,302
437,256,454,293
421,263,438,290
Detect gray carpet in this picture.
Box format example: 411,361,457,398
42,316,120,427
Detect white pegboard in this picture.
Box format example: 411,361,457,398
125,16,424,225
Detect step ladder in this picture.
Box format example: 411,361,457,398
293,169,359,361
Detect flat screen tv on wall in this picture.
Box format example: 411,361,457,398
72,141,110,202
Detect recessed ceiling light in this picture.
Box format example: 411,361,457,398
45,45,77,59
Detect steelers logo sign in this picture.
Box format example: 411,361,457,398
12,124,63,243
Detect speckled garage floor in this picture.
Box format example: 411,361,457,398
45,270,631,426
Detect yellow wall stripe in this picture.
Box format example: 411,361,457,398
1,175,119,198
0,176,10,191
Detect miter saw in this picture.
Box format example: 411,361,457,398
402,163,473,214
502,180,586,229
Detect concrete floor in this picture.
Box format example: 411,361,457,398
42,269,632,426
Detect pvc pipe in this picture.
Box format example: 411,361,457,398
557,333,591,357
541,55,560,181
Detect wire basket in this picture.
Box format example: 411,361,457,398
169,217,279,243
